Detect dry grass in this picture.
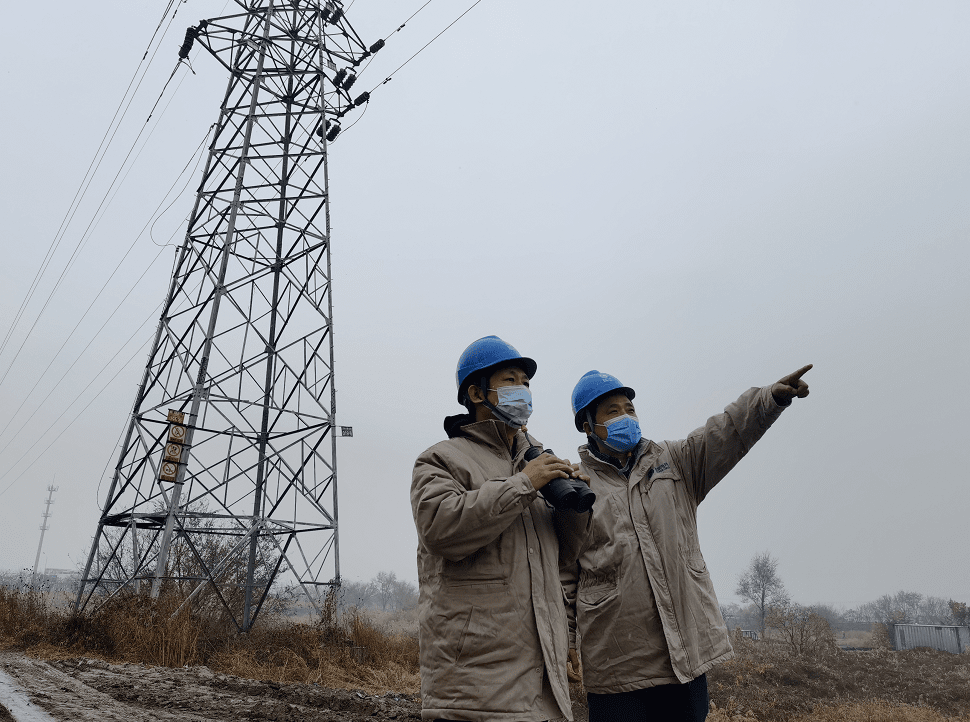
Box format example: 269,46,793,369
5,585,970,719
0,585,419,695
711,701,970,722
208,608,420,693
835,630,875,649
794,700,970,721
708,632,970,721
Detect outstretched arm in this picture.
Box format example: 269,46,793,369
667,364,813,503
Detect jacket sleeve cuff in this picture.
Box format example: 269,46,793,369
762,385,788,422
512,472,539,506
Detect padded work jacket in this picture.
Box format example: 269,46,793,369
412,419,590,722
561,386,787,693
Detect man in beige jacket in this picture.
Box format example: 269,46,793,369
561,365,812,722
411,335,592,722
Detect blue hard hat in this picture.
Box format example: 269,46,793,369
571,370,635,431
455,336,537,403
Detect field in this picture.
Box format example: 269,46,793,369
703,634,970,722
1,587,969,721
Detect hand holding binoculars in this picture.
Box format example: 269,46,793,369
524,446,596,513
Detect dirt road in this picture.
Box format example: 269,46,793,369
0,652,421,721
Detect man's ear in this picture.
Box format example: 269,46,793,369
582,420,592,435
467,385,485,404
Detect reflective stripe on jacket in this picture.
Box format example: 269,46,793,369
412,419,590,722
562,386,786,693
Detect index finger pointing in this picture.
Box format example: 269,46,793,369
786,364,813,382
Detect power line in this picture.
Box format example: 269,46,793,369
0,128,211,450
151,127,214,247
368,0,485,94
398,0,436,31
0,245,169,458
0,2,183,363
0,308,159,498
0,4,189,389
0,61,192,390
96,414,131,513
0,1,227,502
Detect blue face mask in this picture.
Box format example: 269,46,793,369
489,385,533,428
596,414,642,453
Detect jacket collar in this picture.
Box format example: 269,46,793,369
458,419,527,461
580,438,656,486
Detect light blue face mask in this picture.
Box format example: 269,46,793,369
596,414,642,452
488,385,533,428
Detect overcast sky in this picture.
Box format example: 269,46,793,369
0,1,967,611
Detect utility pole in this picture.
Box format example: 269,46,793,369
31,485,57,588
75,0,378,631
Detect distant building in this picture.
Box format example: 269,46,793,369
830,621,873,633
44,568,77,579
891,624,970,654
739,630,759,640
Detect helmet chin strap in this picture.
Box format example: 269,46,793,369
472,375,518,428
586,410,621,454
585,411,602,449
483,398,517,427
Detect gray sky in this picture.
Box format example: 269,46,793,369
0,1,967,611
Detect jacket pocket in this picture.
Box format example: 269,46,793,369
578,581,618,608
684,553,708,575
442,578,508,589
454,606,477,664
451,602,521,669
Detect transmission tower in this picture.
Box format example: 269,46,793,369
76,0,379,631
31,484,57,588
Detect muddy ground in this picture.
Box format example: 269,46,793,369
0,652,423,721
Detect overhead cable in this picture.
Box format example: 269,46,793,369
368,0,485,94
0,24,194,389
0,125,212,452
0,308,159,498
0,2,183,363
0,244,169,457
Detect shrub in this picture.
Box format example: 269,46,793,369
765,604,837,656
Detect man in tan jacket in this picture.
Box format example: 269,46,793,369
411,335,592,722
561,365,812,722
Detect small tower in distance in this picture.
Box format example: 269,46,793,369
31,484,57,588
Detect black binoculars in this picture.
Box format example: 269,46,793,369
524,446,596,513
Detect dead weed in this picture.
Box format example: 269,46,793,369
709,635,970,721
0,586,419,694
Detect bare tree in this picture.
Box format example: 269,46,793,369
919,596,951,625
375,571,398,611
948,600,968,627
339,572,418,613
339,579,377,609
766,603,836,655
719,602,742,631
735,552,790,634
861,591,923,628
391,577,418,611
808,603,844,627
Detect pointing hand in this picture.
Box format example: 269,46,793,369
771,364,812,405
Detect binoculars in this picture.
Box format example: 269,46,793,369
524,446,596,513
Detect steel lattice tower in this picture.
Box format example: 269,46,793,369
76,0,377,631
